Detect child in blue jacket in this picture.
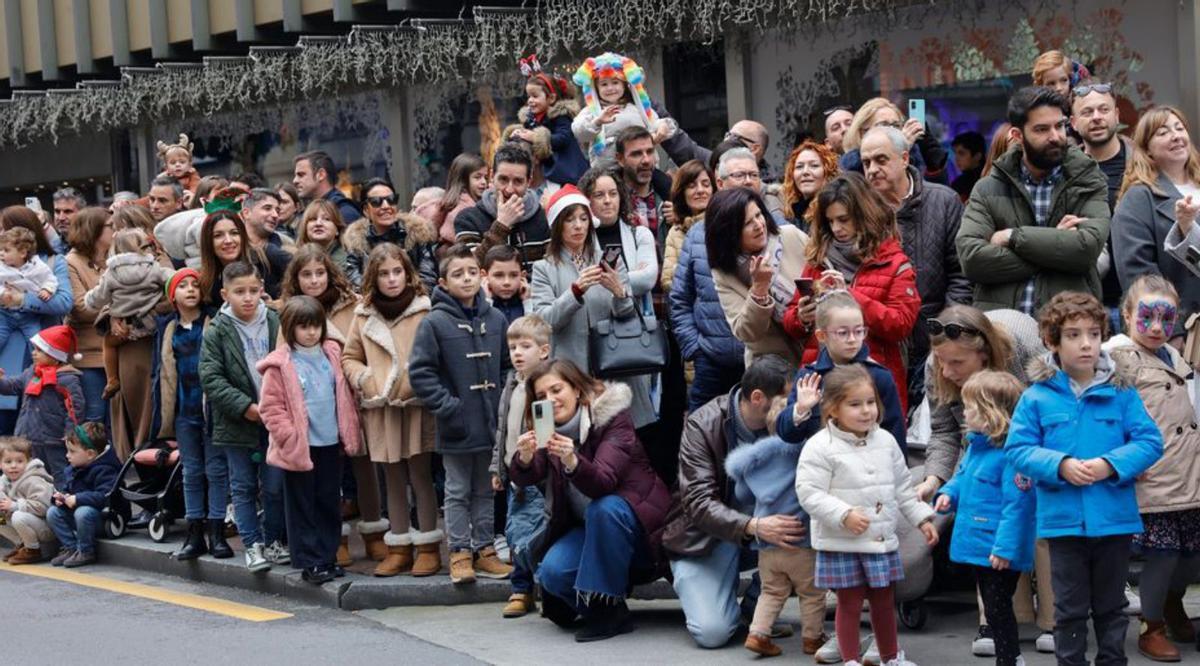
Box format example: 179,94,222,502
935,370,1035,666
46,422,120,568
1005,292,1162,666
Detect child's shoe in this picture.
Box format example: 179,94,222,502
814,633,843,663
263,540,290,565
337,524,353,567
744,631,782,657
503,593,536,618
358,519,390,562
474,545,514,579
449,550,476,584
2,547,16,563
63,550,96,568
805,632,835,657
971,625,995,656
494,534,511,564
245,543,270,572
1138,619,1181,662
410,530,443,577
50,548,74,566
6,546,43,565
1035,631,1055,653
374,532,413,577
101,379,121,400
862,635,879,666
881,651,917,666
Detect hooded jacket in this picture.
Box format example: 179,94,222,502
667,221,745,368
502,99,589,186
0,458,54,518
724,435,811,549
154,209,205,269
199,306,280,448
0,365,83,445
60,446,120,507
342,212,439,292
1005,351,1163,538
454,189,551,273
408,287,510,455
84,252,173,321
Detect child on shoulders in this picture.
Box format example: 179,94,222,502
571,53,674,163
505,55,589,187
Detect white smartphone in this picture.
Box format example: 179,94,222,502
532,399,555,449
24,197,41,213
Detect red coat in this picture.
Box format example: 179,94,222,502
782,237,921,413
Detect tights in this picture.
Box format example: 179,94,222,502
383,454,437,534
1139,551,1200,622
835,584,898,663
350,455,382,523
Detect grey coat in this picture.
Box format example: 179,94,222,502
530,247,656,428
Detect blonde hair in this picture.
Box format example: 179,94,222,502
506,314,552,347
111,227,150,256
814,290,861,330
0,436,32,459
819,365,881,429
929,305,1015,406
960,370,1024,446
1119,106,1200,199
843,98,903,152
1119,274,1180,331
1032,51,1071,87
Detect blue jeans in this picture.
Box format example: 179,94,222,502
47,504,101,554
536,495,649,611
507,485,545,594
0,311,42,356
176,416,228,521
669,540,763,648
223,445,285,547
78,367,110,425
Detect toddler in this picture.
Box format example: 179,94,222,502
572,52,674,163
46,422,120,568
0,437,56,565
505,54,589,186
156,133,201,194
0,227,57,345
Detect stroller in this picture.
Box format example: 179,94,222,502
102,439,184,543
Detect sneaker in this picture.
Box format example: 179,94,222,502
245,543,270,573
63,550,96,568
862,635,879,666
814,633,842,664
50,548,74,566
1035,631,1055,653
972,625,996,657
503,592,536,618
494,534,511,564
882,650,917,666
474,545,513,579
1124,582,1141,616
263,540,290,565
449,550,475,584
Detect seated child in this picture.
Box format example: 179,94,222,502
572,52,674,163
46,422,120,568
0,227,57,344
0,436,56,565
156,133,201,194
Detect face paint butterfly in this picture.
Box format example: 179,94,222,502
1135,299,1177,338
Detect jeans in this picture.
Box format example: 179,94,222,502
670,539,746,648
1048,535,1132,666
688,353,743,413
442,451,493,552
78,367,110,425
537,495,649,612
0,311,42,358
176,416,229,521
47,504,101,554
507,485,545,595
223,445,285,547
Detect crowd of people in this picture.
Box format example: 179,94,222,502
2,46,1200,666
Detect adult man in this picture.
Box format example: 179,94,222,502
824,106,854,155
147,176,185,223
239,188,293,298
454,143,551,273
293,151,361,224
957,87,1110,313
714,147,789,226
662,118,777,182
108,191,138,213
50,187,86,253
950,131,986,201
861,125,971,403
615,126,672,242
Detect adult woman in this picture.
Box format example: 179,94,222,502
1113,105,1200,344
342,178,438,291
707,187,809,365
274,182,303,235
661,160,714,293
64,207,114,426
780,140,840,232
296,200,349,267
839,97,944,181
782,173,920,411
530,187,656,430
0,206,73,435
510,359,669,642
436,154,488,247
155,176,229,268
198,210,252,308
280,243,388,564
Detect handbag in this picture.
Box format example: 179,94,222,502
588,303,668,378
1184,312,1200,370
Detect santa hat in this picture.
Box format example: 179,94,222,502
166,267,200,305
546,185,594,228
31,325,82,364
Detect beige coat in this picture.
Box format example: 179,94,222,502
65,250,104,369
325,295,359,347
1106,336,1200,514
341,297,434,463
660,214,702,293
712,224,810,366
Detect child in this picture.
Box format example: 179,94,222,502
934,370,1035,666
0,325,84,483
341,243,442,578
46,422,120,568
491,315,551,617
796,365,938,666
727,390,828,658
571,52,674,162
0,437,56,564
199,261,286,573
409,243,513,584
0,227,56,343
504,54,589,187
776,290,906,453
483,244,529,326
1006,291,1162,666
258,296,364,585
151,268,232,561
1103,275,1200,661
156,133,201,194
85,227,174,400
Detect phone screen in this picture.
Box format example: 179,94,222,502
532,400,555,449
908,99,926,127
794,278,814,297
602,245,623,269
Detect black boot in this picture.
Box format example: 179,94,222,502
574,599,633,642
207,519,234,559
173,520,208,561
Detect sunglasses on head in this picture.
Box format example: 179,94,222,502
823,105,852,116
928,319,982,340
1073,82,1112,97
366,194,399,208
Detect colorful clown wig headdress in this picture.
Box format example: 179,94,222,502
573,52,654,158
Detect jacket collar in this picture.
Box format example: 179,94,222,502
827,420,878,445
1025,349,1133,396
430,286,490,320
812,343,879,372
992,144,1093,192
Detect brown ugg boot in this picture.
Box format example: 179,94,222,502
373,532,414,577
6,546,42,565
336,523,353,567
410,529,443,577
357,519,390,562
1139,619,1182,662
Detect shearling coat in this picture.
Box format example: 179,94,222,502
324,295,359,347
0,458,54,518
503,99,589,186
341,296,433,463
341,212,439,291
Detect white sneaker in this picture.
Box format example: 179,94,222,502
882,650,917,666
972,625,995,657
862,635,879,666
1124,582,1141,615
245,543,270,572
263,540,290,565
494,535,511,564
815,634,842,664
1035,631,1055,653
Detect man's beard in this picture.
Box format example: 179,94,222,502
1025,138,1065,171
1082,124,1117,149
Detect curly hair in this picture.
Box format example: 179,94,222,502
1038,291,1108,347
960,370,1025,446
780,140,839,222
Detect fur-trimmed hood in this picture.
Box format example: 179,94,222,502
581,381,633,439
1025,349,1135,390
724,434,800,479
517,98,580,124
341,212,437,256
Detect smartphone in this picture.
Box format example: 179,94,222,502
907,99,926,127
1187,245,1200,267
601,244,623,270
794,278,814,298
532,399,555,449
24,197,41,213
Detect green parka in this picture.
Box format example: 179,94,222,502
199,309,280,448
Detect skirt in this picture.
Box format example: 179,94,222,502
361,404,435,464
815,550,905,589
1133,508,1200,555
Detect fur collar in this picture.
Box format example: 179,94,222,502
518,98,581,124
351,296,430,409
724,435,799,478
1025,349,1135,389
678,214,703,234
341,212,437,255
579,381,632,441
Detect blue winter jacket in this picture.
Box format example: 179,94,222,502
61,445,121,507
724,435,811,549
1006,352,1162,539
938,431,1036,571
668,221,745,367
774,344,906,454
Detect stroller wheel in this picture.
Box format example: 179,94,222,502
102,511,127,540
898,599,928,630
148,512,171,543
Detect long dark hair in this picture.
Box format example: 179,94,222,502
0,205,55,257
669,160,716,219
441,154,487,212
806,173,897,266
199,210,251,302
280,243,356,308
703,186,778,274
547,204,597,265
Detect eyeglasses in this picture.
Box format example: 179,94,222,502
928,319,982,340
823,105,852,116
1073,82,1112,97
366,194,399,208
726,170,761,182
830,326,867,341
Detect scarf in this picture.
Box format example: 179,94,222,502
734,234,792,323
25,363,59,397
374,288,415,321
316,285,342,313
827,239,862,282
556,407,583,444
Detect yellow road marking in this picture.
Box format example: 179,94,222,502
0,561,293,622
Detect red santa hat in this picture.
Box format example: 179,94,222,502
31,325,82,364
546,185,595,228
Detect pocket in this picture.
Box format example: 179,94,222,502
439,413,468,441
1041,413,1074,450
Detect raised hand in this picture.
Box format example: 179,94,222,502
793,373,822,413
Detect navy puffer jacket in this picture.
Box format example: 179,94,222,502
668,221,744,367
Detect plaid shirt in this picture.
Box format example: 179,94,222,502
1017,162,1062,315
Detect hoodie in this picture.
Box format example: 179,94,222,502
724,435,811,549
0,458,55,518
408,286,511,455
220,301,270,392
453,189,551,273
